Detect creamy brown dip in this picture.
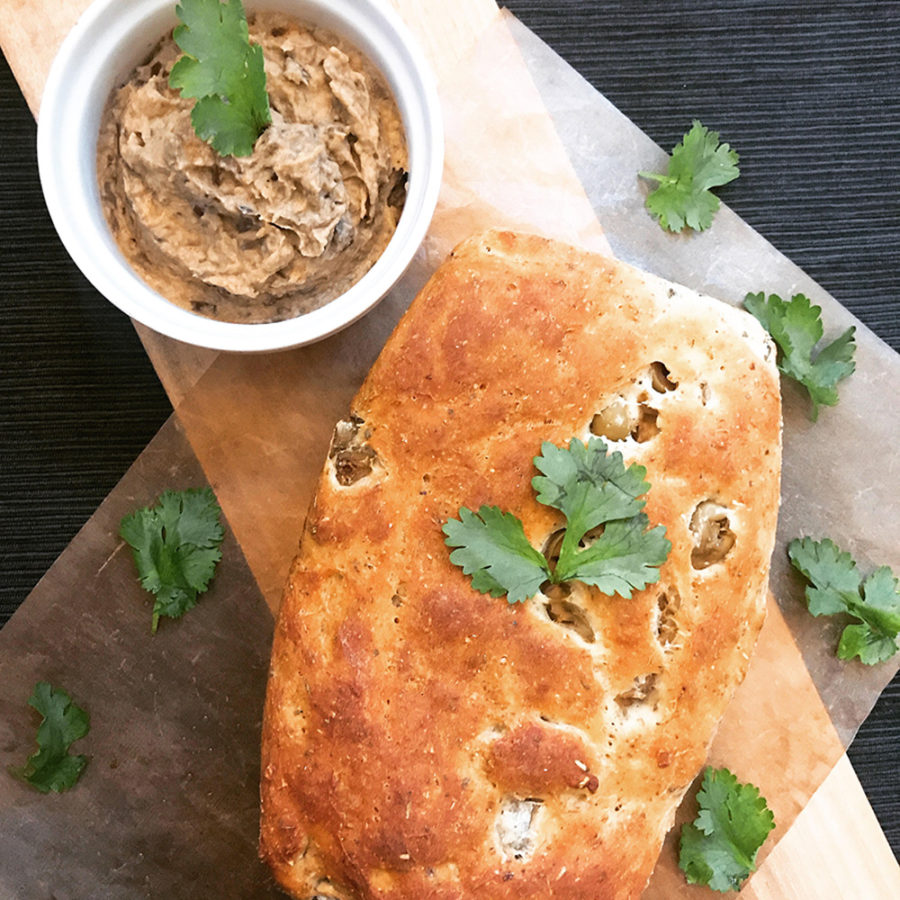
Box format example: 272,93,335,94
96,12,408,323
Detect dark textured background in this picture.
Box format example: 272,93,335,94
2,0,898,861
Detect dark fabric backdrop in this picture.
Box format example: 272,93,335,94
2,0,897,858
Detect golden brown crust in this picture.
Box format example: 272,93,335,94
260,231,782,900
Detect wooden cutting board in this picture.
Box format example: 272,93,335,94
1,0,897,896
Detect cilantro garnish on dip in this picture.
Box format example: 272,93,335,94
169,0,271,157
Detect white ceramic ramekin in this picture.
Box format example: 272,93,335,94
37,0,443,352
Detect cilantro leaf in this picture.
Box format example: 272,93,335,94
533,438,670,596
9,683,89,793
744,291,855,421
557,514,671,598
679,766,775,893
533,438,649,539
444,439,670,604
169,0,271,157
640,120,739,232
838,623,900,667
120,487,225,633
443,506,550,604
788,537,900,664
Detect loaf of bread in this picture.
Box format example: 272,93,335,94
260,231,782,899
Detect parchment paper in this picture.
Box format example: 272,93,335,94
1,8,898,900
0,419,281,897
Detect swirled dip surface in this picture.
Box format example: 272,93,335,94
97,12,408,323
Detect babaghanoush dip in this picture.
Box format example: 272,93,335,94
97,11,408,323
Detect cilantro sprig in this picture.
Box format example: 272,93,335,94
679,766,775,893
9,683,90,793
443,438,670,604
788,537,900,665
640,120,740,233
169,0,271,157
120,487,225,633
744,291,856,421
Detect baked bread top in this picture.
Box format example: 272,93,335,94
260,231,782,899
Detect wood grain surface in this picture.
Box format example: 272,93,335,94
1,0,898,882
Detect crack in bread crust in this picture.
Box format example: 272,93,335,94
260,231,782,900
